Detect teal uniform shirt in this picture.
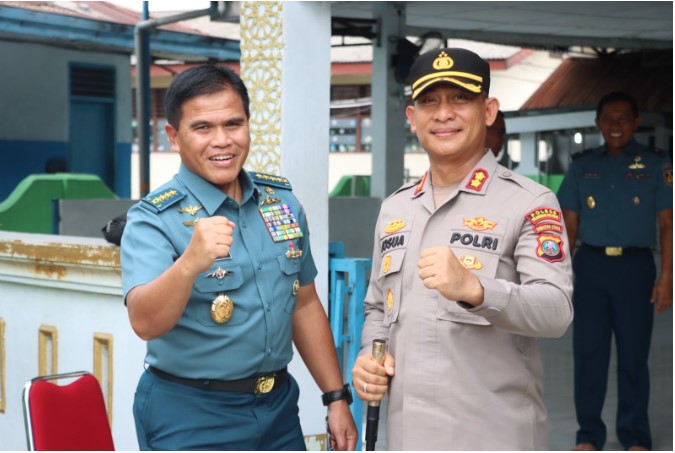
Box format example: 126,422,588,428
557,140,673,247
121,164,317,380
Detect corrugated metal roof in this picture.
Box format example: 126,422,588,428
0,1,201,33
521,51,673,112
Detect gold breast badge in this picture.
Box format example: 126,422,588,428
285,242,303,259
633,196,640,205
628,156,646,170
183,218,201,227
211,293,234,324
587,196,596,209
261,196,281,206
178,205,203,216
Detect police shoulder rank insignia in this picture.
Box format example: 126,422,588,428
141,188,185,213
250,171,292,190
536,235,565,263
413,172,428,197
466,168,488,191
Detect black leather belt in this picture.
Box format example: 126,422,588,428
582,243,650,256
149,366,287,394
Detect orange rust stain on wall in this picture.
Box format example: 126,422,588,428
0,240,120,267
34,263,68,279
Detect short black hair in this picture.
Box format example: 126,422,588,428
596,91,639,119
165,65,250,129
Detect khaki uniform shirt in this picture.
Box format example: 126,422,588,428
361,152,573,450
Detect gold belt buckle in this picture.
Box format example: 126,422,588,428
255,375,275,394
605,246,623,256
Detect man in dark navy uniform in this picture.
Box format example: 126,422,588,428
557,91,673,451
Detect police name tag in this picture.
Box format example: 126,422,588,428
260,203,304,242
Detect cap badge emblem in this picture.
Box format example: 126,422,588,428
432,51,454,70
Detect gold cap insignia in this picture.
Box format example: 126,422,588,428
432,51,454,70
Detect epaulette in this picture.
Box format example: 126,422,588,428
141,188,186,213
571,148,592,160
249,171,292,190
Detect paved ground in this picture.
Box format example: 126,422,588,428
366,303,673,451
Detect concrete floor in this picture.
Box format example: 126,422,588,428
542,308,673,451
367,308,673,451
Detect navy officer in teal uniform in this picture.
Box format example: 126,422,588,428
557,91,673,452
121,65,357,450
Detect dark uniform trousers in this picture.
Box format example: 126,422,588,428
133,368,307,451
573,245,655,450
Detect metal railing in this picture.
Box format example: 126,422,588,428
328,242,371,450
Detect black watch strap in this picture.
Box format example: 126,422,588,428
322,383,353,406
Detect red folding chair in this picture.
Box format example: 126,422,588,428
22,371,115,451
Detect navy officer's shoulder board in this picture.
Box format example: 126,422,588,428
249,171,293,190
141,188,186,213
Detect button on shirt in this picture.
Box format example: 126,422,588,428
557,140,673,248
121,164,317,380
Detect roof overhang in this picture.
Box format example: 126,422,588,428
0,5,240,61
331,1,673,51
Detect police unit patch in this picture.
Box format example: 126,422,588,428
525,208,561,225
532,223,564,234
536,235,565,263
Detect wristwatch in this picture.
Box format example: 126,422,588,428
321,383,353,406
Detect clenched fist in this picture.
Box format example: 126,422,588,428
183,216,236,274
417,246,484,307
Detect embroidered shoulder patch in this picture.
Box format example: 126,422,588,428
141,188,185,213
249,172,292,190
525,208,561,225
536,235,565,263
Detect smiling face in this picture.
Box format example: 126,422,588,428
405,84,499,166
595,100,641,155
165,87,250,198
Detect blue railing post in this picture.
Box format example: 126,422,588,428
328,244,371,451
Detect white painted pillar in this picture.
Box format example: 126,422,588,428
240,2,332,447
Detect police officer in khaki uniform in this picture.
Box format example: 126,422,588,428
352,48,574,450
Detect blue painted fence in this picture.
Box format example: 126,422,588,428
328,242,371,450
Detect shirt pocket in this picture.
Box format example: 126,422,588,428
378,248,406,326
191,264,250,327
437,220,506,326
277,253,301,314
